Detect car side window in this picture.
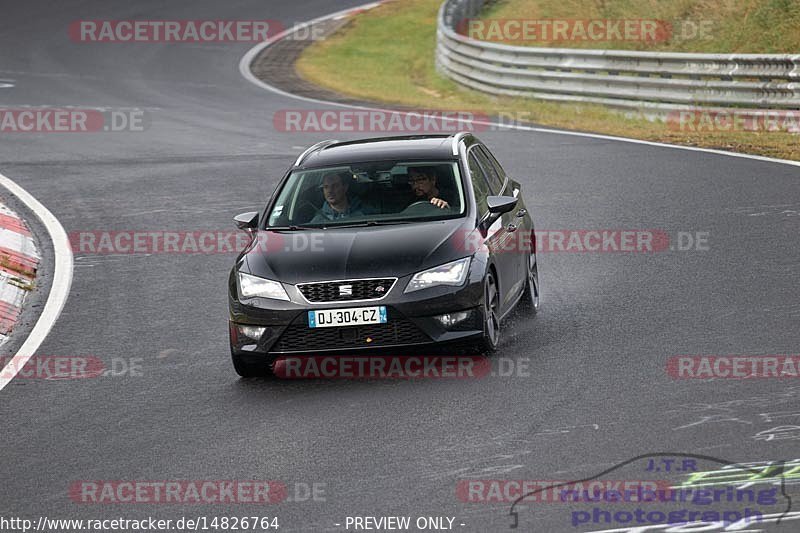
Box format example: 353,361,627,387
474,146,504,194
478,146,507,192
468,152,491,215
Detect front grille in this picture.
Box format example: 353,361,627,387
297,278,396,303
272,309,429,352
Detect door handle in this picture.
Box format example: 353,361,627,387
516,209,527,218
506,224,518,233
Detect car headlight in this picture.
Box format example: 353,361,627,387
238,272,290,301
405,257,471,293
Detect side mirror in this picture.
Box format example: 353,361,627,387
480,196,518,232
487,195,518,215
234,211,259,231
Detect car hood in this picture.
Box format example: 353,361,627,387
244,219,474,284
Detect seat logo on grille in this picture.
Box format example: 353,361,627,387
338,284,352,296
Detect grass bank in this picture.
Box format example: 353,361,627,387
295,0,800,161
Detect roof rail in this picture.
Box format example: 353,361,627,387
328,134,452,149
451,132,470,156
294,139,339,167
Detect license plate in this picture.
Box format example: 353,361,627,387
308,306,387,328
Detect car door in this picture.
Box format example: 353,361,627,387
467,148,517,315
475,145,529,298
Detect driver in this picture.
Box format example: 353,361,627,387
407,166,452,209
310,172,366,223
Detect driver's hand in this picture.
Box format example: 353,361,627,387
430,197,449,209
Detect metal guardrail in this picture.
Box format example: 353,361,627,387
436,0,800,114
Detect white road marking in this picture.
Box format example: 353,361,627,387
0,173,73,392
238,2,800,169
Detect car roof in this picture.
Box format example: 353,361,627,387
296,134,470,169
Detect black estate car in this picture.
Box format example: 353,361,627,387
228,133,539,377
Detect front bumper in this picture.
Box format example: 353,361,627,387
229,267,485,357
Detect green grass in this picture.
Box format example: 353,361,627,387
295,0,800,161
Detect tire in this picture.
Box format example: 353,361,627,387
478,270,501,354
520,252,540,313
230,346,275,378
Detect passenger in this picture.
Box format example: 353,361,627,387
310,172,365,223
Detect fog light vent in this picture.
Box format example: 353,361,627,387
434,311,471,328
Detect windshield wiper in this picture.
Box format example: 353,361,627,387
265,225,314,231
268,220,413,231
326,220,412,229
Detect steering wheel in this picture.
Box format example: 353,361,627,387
294,201,321,223
403,199,451,215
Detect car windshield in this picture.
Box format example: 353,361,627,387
265,160,465,228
